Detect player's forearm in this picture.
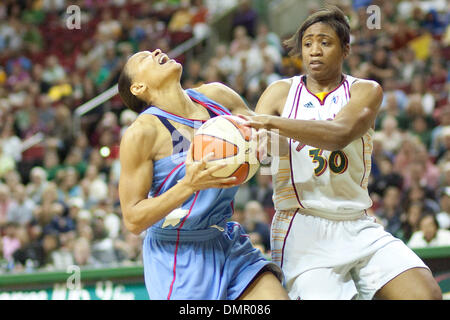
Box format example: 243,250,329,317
124,181,195,234
266,116,350,151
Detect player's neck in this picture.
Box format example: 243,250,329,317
152,84,197,117
304,73,344,94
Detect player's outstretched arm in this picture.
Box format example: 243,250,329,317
119,123,237,235
245,80,383,151
197,82,255,116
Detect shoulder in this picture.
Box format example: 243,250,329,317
195,82,248,112
195,82,241,102
264,78,293,96
349,78,383,98
120,115,158,158
255,78,293,115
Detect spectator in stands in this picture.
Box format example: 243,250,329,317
408,213,450,248
255,22,282,54
168,0,193,33
397,201,425,243
42,55,66,86
80,164,108,208
409,75,435,117
93,199,121,239
0,143,15,179
182,58,205,88
250,173,274,211
248,231,267,257
370,133,391,179
1,222,21,265
96,8,121,41
404,183,440,215
114,229,142,264
212,43,234,81
12,224,43,271
58,167,83,200
231,0,258,38
435,126,450,163
40,232,59,269
0,184,13,226
73,236,99,267
369,154,403,198
430,106,450,158
7,183,35,226
242,201,270,252
393,135,420,178
376,115,404,154
375,186,403,236
3,170,22,194
64,147,88,179
398,48,424,86
436,187,450,230
26,166,48,203
365,46,396,87
49,231,75,270
43,149,64,182
91,214,117,265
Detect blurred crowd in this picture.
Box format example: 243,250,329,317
0,0,449,274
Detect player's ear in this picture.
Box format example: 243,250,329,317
343,44,350,59
130,82,147,97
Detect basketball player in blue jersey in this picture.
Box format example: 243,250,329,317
117,49,289,300
242,6,442,299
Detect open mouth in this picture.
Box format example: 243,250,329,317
158,54,170,65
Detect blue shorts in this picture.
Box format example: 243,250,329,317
142,222,282,300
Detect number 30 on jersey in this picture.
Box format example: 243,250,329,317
308,148,348,176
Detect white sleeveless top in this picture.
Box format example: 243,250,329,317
271,74,373,220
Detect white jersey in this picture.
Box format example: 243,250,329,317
271,74,373,220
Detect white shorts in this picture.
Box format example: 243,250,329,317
271,209,429,300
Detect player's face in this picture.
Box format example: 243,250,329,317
126,49,182,89
301,22,348,80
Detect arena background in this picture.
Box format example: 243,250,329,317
0,0,449,300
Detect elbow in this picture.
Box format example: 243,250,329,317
122,212,146,235
124,219,145,235
325,127,352,151
333,132,352,151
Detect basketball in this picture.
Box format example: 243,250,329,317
192,115,260,184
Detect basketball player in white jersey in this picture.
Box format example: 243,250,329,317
243,6,442,299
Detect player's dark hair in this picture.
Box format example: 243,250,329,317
284,5,350,57
118,68,148,114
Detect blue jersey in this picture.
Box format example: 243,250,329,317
140,89,282,300
142,89,237,231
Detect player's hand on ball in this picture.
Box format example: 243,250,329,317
182,144,238,192
256,129,270,162
238,114,272,130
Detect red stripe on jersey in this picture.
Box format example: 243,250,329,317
167,191,200,300
154,162,184,196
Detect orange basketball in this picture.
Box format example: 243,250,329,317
192,115,260,185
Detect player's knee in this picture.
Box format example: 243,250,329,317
413,281,442,300
425,283,443,300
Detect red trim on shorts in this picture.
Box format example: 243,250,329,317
167,191,200,300
280,209,299,269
